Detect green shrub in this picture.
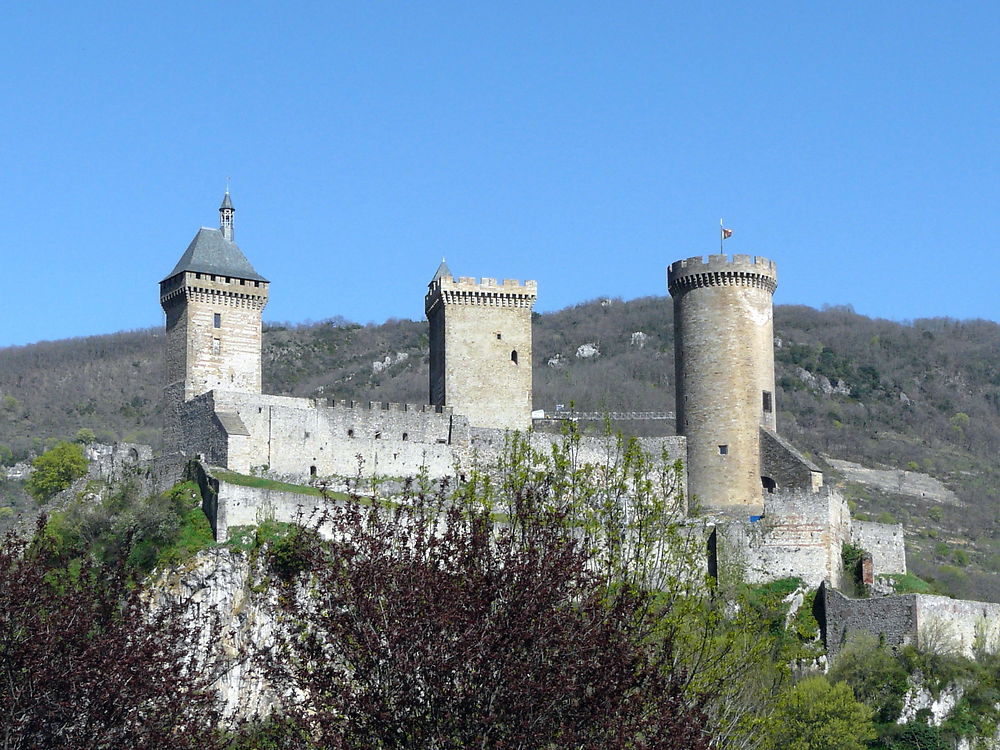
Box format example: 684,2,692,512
828,633,909,723
25,442,88,502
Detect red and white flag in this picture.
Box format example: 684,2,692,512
721,226,733,240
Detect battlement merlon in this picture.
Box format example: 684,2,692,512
424,276,538,314
667,254,778,296
160,270,270,311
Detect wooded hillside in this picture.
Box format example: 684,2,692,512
2,298,999,599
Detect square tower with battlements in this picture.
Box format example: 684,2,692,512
425,261,537,431
159,192,269,450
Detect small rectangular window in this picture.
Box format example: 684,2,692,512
213,313,221,328
212,338,220,355
718,445,728,455
762,391,773,413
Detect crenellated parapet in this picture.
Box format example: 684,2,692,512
160,271,269,312
668,254,777,295
425,276,537,314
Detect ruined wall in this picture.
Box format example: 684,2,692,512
821,586,918,658
821,588,1000,659
851,520,907,576
915,596,1000,657
669,255,778,509
716,487,851,587
760,427,823,492
426,276,536,432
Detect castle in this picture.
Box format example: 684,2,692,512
160,195,914,596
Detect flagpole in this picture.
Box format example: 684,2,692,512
719,219,723,253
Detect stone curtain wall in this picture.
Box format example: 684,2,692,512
821,586,918,658
851,520,907,575
822,588,1000,659
716,487,852,587
915,596,1000,657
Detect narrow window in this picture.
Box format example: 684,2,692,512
496,332,502,340
310,465,317,477
212,338,220,355
511,350,518,365
347,429,355,438
375,431,382,440
213,313,221,328
402,432,409,441
718,445,728,455
762,390,773,413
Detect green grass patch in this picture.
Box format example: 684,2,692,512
212,469,350,502
884,572,937,594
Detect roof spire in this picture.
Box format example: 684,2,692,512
219,182,234,241
431,257,452,283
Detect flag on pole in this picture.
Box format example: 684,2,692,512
719,219,733,251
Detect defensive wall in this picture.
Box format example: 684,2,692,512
180,390,464,481
177,389,688,494
820,587,1000,659
851,520,906,576
714,487,853,587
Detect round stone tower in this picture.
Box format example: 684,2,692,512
668,254,778,509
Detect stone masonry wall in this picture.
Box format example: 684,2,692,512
821,588,1000,659
821,586,918,658
851,520,907,576
192,391,467,481
716,487,851,587
915,596,1000,657
426,276,536,432
669,255,778,509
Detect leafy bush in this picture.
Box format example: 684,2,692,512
25,442,88,502
827,633,909,723
761,676,874,750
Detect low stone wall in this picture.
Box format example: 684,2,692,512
209,477,334,543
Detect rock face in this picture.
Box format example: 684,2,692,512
150,548,277,719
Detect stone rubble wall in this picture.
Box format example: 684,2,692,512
851,520,907,575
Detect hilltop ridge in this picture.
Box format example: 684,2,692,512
2,297,1000,599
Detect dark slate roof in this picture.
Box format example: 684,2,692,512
215,411,250,436
431,259,452,282
162,228,268,283
220,191,233,210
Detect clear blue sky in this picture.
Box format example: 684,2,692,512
1,2,997,347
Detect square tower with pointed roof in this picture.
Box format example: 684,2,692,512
159,193,269,445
